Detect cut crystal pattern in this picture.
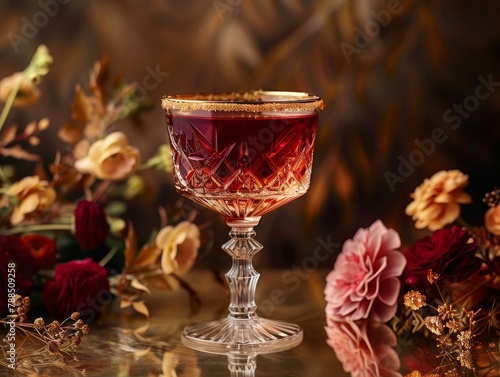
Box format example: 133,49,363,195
168,115,317,219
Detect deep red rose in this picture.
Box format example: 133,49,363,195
74,200,110,250
403,226,482,288
43,258,109,320
4,234,56,279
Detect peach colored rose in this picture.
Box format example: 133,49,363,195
6,176,56,225
0,72,41,107
74,132,140,180
406,170,471,231
485,204,500,236
155,221,200,276
324,220,406,322
325,319,401,377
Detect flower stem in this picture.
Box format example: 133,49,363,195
4,223,74,235
0,45,52,133
99,246,118,267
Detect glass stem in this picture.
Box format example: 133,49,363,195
227,354,257,377
223,225,262,320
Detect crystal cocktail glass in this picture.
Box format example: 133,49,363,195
162,91,324,354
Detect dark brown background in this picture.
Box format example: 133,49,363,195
1,0,500,268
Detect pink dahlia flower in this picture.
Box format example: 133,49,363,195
324,220,406,322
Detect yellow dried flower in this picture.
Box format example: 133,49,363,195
424,316,443,335
74,132,141,181
405,372,422,377
445,319,460,333
406,170,471,231
33,317,45,330
6,176,56,225
17,305,28,316
427,269,440,284
46,320,60,335
457,330,473,350
70,312,80,321
75,319,84,329
457,349,475,370
404,290,427,310
13,294,22,306
485,204,500,236
438,303,456,321
81,324,90,335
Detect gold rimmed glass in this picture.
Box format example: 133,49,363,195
162,90,324,354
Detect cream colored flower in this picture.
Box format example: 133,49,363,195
74,132,140,180
0,72,41,107
156,221,200,276
485,204,500,236
6,176,56,225
406,170,471,231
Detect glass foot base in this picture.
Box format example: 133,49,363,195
181,316,303,354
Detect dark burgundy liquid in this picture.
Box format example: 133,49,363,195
166,112,318,219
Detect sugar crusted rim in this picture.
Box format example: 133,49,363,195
161,90,325,112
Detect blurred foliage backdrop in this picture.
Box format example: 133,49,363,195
1,0,500,268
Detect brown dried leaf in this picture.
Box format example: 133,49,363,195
38,118,49,131
24,121,37,135
89,54,110,94
124,223,138,269
58,123,83,144
28,136,40,146
72,85,93,124
0,145,39,161
120,298,132,309
132,301,149,318
130,278,151,295
133,243,161,269
1,124,17,145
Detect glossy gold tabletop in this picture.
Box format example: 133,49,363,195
41,269,349,377
10,269,494,376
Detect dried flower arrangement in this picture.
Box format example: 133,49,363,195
325,170,500,376
0,46,206,373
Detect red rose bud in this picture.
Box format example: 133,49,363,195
43,258,109,320
403,226,482,288
75,200,110,250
